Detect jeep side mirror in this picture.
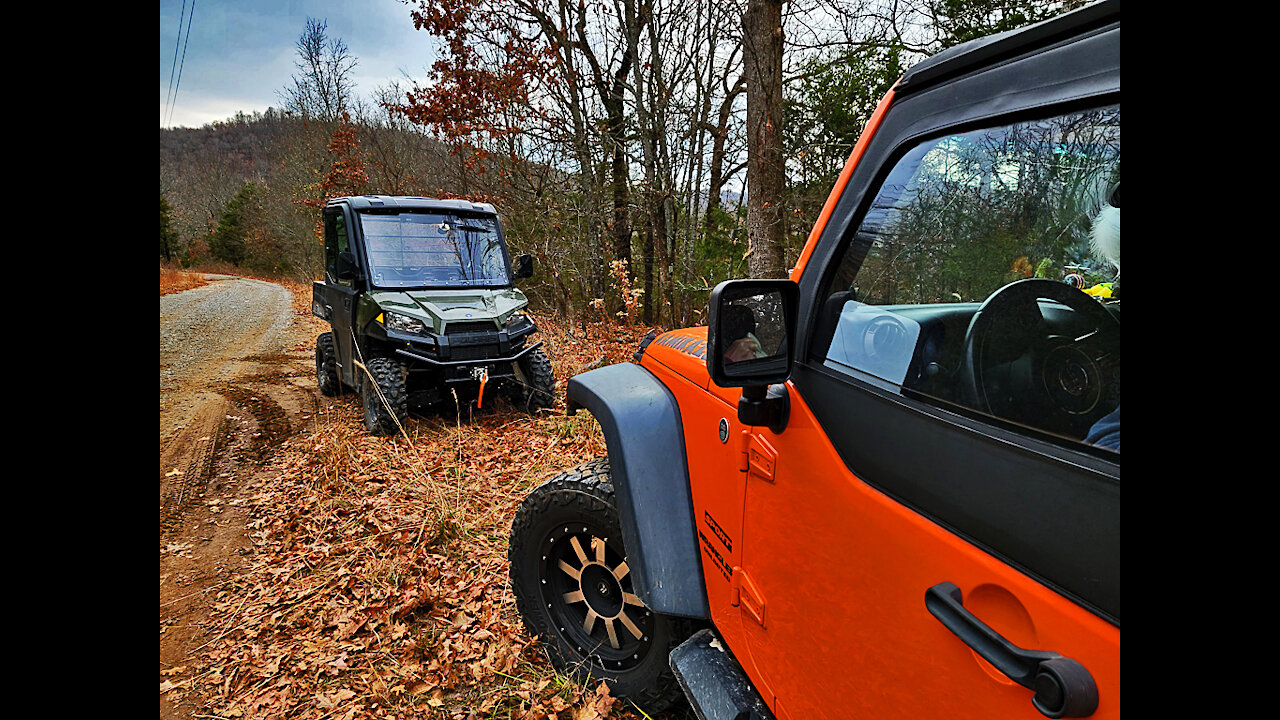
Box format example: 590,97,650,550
514,253,534,279
707,279,798,432
337,251,360,281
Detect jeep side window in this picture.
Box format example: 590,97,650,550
812,106,1120,452
324,211,351,285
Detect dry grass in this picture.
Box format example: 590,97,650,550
164,290,682,719
160,264,210,296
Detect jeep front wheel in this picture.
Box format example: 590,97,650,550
360,357,407,436
316,332,341,397
509,458,690,713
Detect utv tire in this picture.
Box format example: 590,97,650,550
360,357,408,436
517,346,556,413
316,332,341,397
509,458,692,713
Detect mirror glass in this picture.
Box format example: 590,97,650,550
720,289,788,378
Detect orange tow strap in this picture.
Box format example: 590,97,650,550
477,370,488,408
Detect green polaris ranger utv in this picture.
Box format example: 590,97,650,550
312,195,555,435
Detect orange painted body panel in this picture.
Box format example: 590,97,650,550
641,327,710,391
731,387,1119,719
635,80,1118,717
645,336,1120,717
639,344,751,676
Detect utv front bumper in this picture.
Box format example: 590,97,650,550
394,340,543,368
382,317,539,367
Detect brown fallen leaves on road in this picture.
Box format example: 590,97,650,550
167,316,688,719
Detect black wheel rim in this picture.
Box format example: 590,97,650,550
539,523,652,670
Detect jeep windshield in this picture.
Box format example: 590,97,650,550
358,211,510,288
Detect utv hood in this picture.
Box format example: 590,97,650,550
374,288,529,333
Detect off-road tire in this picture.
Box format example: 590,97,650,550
517,346,556,413
360,357,408,436
316,332,341,397
509,458,693,713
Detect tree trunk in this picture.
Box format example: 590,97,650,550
591,36,633,316
742,0,786,278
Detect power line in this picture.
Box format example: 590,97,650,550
164,0,189,119
167,0,197,127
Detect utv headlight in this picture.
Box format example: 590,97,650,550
506,313,531,330
383,311,426,335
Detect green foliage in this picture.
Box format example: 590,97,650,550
928,0,1088,50
783,42,907,265
693,203,749,291
210,182,258,267
160,193,181,262
786,42,906,179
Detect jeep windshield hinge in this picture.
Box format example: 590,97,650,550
730,567,767,627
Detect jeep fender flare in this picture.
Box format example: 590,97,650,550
567,362,710,620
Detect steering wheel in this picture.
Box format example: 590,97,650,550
959,278,1120,439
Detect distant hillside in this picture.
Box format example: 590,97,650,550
160,110,298,184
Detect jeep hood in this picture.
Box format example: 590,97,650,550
374,288,529,332
641,326,745,409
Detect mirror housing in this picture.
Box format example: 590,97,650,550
707,279,798,388
514,253,534,279
707,279,798,433
336,251,360,281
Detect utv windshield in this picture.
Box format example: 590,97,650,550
358,211,510,288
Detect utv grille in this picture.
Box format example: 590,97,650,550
450,344,502,361
447,321,499,335
448,326,499,345
444,321,501,361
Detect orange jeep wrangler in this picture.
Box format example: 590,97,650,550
509,2,1120,718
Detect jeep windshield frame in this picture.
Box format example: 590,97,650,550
356,209,513,290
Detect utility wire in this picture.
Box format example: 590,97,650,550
167,0,197,127
164,0,189,120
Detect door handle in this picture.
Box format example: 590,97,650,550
925,582,1098,718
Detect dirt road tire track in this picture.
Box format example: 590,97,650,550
160,274,326,719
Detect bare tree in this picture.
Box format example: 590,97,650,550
279,18,358,123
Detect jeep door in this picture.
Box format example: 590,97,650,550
320,205,361,388
729,11,1119,720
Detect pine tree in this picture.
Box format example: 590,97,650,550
160,193,180,262
210,182,257,266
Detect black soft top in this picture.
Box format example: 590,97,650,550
328,195,498,216
897,0,1118,96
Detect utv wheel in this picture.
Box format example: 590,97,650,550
517,346,556,413
316,332,341,397
360,357,408,436
509,458,691,713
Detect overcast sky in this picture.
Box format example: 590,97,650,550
160,0,440,128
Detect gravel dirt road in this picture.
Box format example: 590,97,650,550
160,274,324,718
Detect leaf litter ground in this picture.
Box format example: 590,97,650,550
161,278,692,720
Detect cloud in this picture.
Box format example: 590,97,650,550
161,0,438,128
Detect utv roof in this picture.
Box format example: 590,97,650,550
329,195,498,215
896,0,1118,96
